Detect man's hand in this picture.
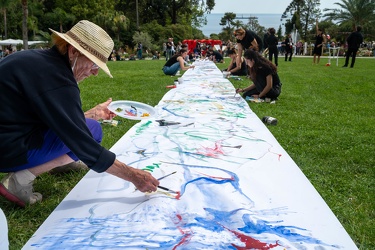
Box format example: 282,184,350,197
85,98,116,121
106,160,160,193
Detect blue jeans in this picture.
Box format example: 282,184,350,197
137,50,142,59
166,49,173,61
0,118,102,172
162,62,180,76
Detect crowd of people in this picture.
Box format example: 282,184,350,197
0,19,370,249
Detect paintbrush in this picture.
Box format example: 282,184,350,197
157,186,178,193
134,171,177,192
157,171,177,181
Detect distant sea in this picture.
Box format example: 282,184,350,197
201,13,284,36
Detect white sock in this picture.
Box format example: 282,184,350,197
13,169,36,185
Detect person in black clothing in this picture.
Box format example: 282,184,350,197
266,28,279,66
234,27,263,57
284,34,293,61
162,49,195,75
136,42,143,59
343,26,364,68
165,38,173,61
206,48,224,63
223,47,247,76
236,50,282,100
263,28,270,53
0,20,159,207
313,20,326,64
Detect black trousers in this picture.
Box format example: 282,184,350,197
243,84,281,99
344,48,358,67
268,47,278,66
285,48,292,61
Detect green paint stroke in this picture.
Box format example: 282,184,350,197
142,163,161,172
135,120,152,135
221,110,247,118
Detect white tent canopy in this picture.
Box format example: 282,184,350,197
0,39,48,46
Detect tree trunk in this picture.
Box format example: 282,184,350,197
22,0,28,50
2,9,7,39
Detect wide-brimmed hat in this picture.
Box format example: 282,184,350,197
49,20,114,77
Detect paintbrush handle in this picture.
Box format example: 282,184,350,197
157,171,177,181
157,186,177,193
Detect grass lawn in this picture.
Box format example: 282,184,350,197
1,55,374,249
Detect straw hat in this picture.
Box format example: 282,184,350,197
49,20,114,77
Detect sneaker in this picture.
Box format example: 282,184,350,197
0,173,42,207
49,160,89,174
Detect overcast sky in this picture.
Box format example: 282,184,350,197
211,0,339,14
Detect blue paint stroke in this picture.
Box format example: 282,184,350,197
162,106,190,118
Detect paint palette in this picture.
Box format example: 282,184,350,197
108,100,156,120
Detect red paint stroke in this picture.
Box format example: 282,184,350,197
227,227,280,250
174,191,181,200
267,148,282,161
197,142,225,158
125,110,137,116
195,171,235,181
172,214,193,250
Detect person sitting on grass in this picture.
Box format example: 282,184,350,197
223,47,247,76
236,49,282,101
0,20,159,208
206,48,224,63
162,48,194,76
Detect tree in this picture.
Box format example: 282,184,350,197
112,12,129,42
277,25,283,38
44,8,75,32
323,0,375,33
0,0,11,39
220,12,236,30
117,0,214,28
0,0,215,51
132,31,153,52
21,0,28,50
244,17,266,36
283,0,321,41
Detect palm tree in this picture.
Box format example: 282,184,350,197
21,0,28,50
323,0,375,31
112,12,129,41
0,0,11,39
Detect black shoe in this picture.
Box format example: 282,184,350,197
350,66,354,68
342,65,347,68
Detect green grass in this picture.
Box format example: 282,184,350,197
1,56,374,249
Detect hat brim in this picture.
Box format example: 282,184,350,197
49,28,113,78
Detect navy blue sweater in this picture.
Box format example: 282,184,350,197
0,46,115,172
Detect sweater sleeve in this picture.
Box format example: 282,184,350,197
28,78,116,173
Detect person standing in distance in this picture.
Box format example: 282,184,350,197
343,26,363,68
266,27,279,66
284,34,293,62
312,19,326,64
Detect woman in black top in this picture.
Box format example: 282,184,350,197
313,20,326,64
162,49,194,75
236,50,282,100
224,48,247,76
